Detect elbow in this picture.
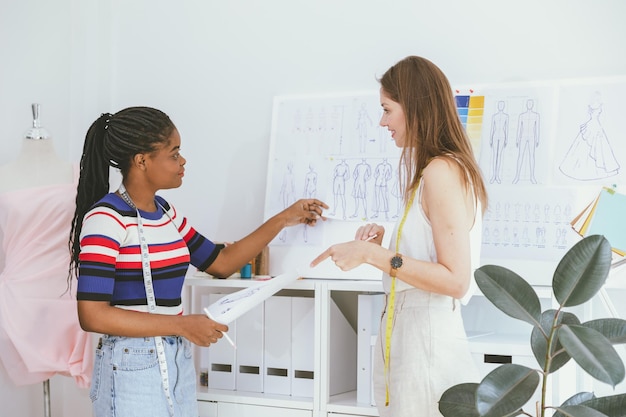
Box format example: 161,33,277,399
450,278,471,300
77,301,105,334
77,310,99,333
79,319,95,333
206,265,236,279
78,314,97,333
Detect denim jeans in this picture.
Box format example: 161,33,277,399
90,335,198,417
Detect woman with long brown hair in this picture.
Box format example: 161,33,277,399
312,56,487,416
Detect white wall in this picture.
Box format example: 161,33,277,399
1,0,625,415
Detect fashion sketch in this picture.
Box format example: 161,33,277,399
355,102,374,153
350,159,371,219
278,162,296,242
559,92,619,180
488,101,509,184
371,159,393,220
302,164,318,242
330,159,350,219
513,99,540,184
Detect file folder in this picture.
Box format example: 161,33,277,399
328,296,357,396
264,295,292,395
356,293,384,404
291,296,315,397
235,300,264,392
198,294,212,389
207,293,237,390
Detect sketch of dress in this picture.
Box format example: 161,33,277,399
559,95,619,180
350,159,371,219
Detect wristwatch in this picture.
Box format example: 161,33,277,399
390,253,403,277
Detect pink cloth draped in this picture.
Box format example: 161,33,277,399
0,168,92,387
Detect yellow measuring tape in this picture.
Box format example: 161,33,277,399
384,185,417,406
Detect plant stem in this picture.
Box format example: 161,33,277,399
540,307,563,417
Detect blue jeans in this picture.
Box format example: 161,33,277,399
90,335,198,417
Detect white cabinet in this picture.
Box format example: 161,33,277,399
185,274,381,417
185,272,623,417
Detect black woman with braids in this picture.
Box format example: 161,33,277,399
68,107,328,417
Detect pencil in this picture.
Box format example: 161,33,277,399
203,307,237,349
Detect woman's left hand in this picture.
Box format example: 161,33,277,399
310,240,370,271
282,198,329,227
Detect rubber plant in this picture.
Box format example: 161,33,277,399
439,234,626,417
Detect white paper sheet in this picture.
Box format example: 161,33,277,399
204,271,302,325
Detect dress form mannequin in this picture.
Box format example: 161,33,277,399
0,104,73,193
0,104,92,415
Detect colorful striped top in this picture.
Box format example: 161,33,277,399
77,193,219,315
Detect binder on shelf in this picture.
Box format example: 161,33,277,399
328,296,358,397
207,293,237,390
291,296,315,398
235,300,264,393
356,293,383,404
264,295,292,395
370,335,376,406
198,294,212,389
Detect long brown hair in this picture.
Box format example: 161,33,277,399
378,56,487,211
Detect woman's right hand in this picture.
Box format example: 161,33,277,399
354,223,385,245
181,314,229,347
310,224,386,271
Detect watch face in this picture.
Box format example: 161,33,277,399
391,255,403,269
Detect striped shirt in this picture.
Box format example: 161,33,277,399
77,193,219,315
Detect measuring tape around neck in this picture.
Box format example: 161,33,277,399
119,185,175,417
384,185,417,407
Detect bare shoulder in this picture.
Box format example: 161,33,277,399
422,156,465,187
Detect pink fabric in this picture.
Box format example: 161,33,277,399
0,166,92,387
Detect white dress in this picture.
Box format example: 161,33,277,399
372,179,482,417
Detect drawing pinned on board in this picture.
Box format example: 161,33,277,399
488,100,509,184
512,99,540,184
559,91,620,181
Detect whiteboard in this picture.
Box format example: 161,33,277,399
264,77,626,282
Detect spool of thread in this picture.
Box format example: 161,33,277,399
254,246,270,276
240,262,252,279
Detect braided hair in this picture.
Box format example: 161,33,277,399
68,107,176,283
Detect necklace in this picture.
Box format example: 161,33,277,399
118,185,137,209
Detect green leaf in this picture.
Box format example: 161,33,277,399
583,318,626,344
551,392,596,417
531,309,578,372
561,392,597,406
583,393,626,417
554,405,609,416
475,364,539,417
553,235,612,307
438,383,480,417
475,265,542,327
558,324,625,387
